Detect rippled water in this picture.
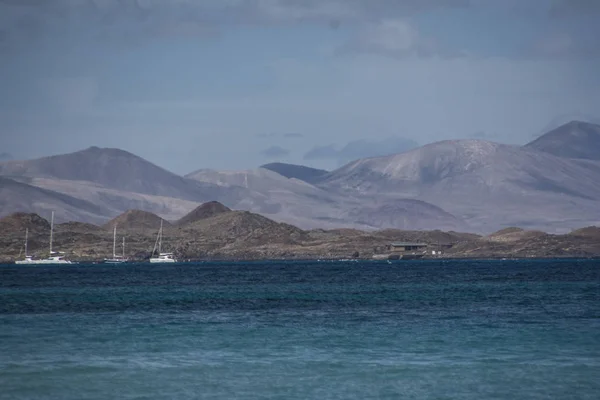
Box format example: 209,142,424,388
1,259,599,399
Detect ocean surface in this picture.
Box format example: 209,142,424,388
0,259,599,400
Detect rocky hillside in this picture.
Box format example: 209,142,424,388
1,208,598,262
176,201,231,226
103,210,169,231
0,212,50,234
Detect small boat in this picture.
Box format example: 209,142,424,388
104,225,128,264
16,212,73,265
149,219,176,263
15,228,34,264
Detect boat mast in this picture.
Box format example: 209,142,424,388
49,211,54,255
113,225,117,258
122,236,125,258
25,228,28,257
158,219,163,254
152,219,162,257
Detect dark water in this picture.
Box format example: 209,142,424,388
1,259,599,399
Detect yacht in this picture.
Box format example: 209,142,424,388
15,212,73,265
15,228,34,264
104,225,128,264
149,219,176,263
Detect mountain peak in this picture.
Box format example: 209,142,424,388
260,162,328,183
0,146,214,200
525,120,600,160
176,201,232,226
103,210,168,231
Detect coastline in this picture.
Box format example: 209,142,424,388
2,211,599,264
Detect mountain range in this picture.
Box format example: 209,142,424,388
1,120,599,233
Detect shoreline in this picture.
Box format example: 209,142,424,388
3,255,600,265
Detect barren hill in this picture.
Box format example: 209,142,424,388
485,227,546,242
341,199,468,231
569,226,600,239
176,201,231,226
186,167,466,231
0,176,109,224
0,146,233,202
319,140,600,232
56,222,103,234
3,120,600,234
181,210,307,245
103,210,169,231
0,209,599,261
525,120,600,160
0,212,50,235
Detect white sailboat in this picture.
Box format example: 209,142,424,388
15,228,35,264
16,212,73,265
149,219,176,263
104,225,128,264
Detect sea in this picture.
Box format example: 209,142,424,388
0,259,599,400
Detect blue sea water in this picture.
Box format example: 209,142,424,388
0,259,599,400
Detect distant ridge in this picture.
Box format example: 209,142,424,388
103,210,169,231
0,146,230,202
525,120,600,160
176,201,231,226
260,162,328,183
319,139,600,232
0,176,108,224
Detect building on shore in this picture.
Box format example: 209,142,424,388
372,242,428,260
388,242,428,260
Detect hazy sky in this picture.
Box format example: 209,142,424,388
1,0,599,173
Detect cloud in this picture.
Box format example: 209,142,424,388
257,132,303,139
37,77,99,114
0,152,13,161
549,0,600,17
304,137,419,164
304,144,338,160
0,0,470,46
257,133,278,138
339,19,454,58
260,145,291,159
467,131,504,141
527,32,600,59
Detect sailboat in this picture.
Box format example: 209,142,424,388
15,228,35,264
16,212,73,265
104,225,128,264
149,219,176,263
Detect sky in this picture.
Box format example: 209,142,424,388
0,0,599,174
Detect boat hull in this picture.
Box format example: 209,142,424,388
149,258,177,263
15,259,73,265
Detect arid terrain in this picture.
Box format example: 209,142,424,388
1,121,599,234
1,202,599,263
